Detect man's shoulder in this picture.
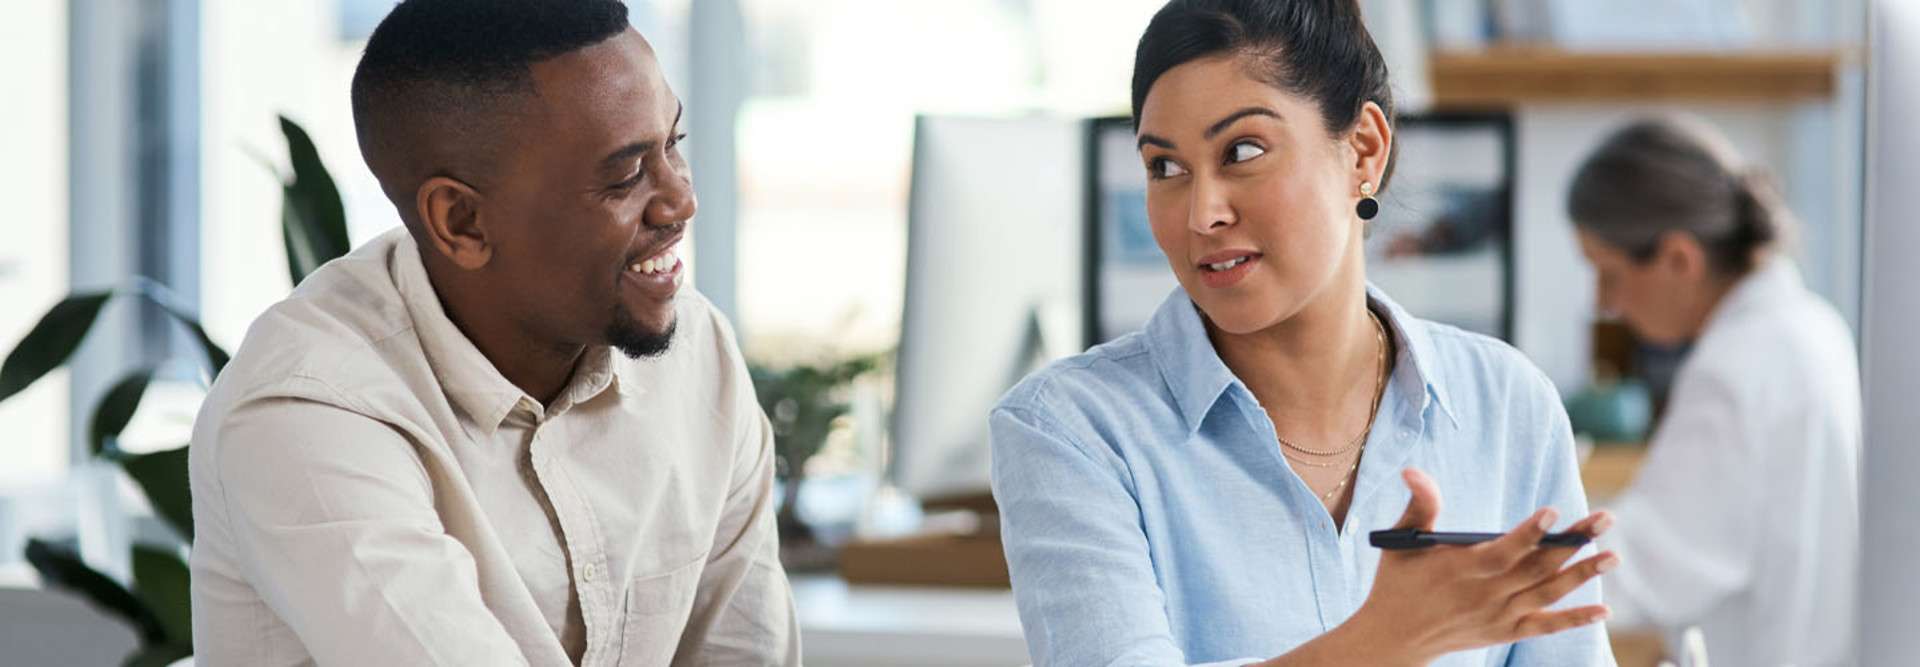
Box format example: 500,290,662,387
202,232,431,426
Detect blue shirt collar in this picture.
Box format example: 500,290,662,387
1145,285,1459,436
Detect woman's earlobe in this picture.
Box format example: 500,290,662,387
1357,181,1380,220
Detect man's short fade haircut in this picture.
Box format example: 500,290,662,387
350,0,630,225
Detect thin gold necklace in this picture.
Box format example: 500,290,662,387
1307,447,1363,502
1278,309,1388,458
1289,309,1390,503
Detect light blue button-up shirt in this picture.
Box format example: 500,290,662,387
990,287,1613,667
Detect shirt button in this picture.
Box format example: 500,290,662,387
1401,429,1414,438
581,563,598,582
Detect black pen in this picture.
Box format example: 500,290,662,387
1370,528,1591,550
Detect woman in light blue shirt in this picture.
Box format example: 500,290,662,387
990,1,1619,665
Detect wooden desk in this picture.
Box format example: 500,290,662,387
1582,444,1649,501
1578,446,1669,664
1611,630,1668,667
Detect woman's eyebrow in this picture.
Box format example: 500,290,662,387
1204,106,1281,139
1136,106,1283,152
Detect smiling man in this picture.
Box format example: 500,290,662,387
186,1,797,665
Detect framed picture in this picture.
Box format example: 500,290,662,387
1363,113,1516,340
1083,116,1174,346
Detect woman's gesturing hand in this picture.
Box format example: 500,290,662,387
1349,467,1619,665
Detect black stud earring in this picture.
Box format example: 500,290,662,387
1357,182,1380,220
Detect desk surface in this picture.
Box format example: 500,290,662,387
791,574,1030,667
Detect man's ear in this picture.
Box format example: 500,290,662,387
1654,230,1708,282
415,176,492,270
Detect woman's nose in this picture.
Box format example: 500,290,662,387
1187,178,1236,234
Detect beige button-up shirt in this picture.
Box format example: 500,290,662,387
189,229,798,666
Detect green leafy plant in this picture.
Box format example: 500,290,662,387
0,115,349,666
748,354,880,543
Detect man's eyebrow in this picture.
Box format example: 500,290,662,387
1204,106,1281,139
597,102,685,172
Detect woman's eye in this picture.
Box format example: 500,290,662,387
1228,141,1265,164
1149,157,1188,179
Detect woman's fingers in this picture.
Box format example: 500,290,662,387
1488,510,1618,594
1476,507,1614,578
1473,508,1556,574
1509,604,1612,641
1506,551,1620,617
1390,467,1444,531
1561,510,1616,538
1499,539,1586,590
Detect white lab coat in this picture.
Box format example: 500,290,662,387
1599,259,1861,667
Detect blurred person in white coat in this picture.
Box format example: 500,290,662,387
1568,116,1860,667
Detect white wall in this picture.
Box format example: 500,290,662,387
0,0,72,487
199,0,396,348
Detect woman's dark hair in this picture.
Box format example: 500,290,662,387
1568,116,1794,276
1131,0,1397,188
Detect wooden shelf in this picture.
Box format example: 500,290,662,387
1430,49,1840,109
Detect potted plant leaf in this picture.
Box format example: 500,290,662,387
0,115,350,667
747,353,880,568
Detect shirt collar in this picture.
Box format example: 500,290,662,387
1702,256,1803,334
1146,285,1459,436
1144,289,1238,435
390,231,619,435
1366,284,1459,428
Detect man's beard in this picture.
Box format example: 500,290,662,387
608,306,676,359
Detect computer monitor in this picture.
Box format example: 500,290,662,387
1084,113,1517,345
890,115,1086,500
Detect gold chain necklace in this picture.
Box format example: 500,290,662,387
1278,309,1388,458
1308,447,1364,501
1285,309,1390,503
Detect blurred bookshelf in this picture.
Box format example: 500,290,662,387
1429,49,1843,109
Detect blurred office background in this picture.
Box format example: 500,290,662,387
1,1,1915,665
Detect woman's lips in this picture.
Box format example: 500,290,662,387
1196,251,1261,289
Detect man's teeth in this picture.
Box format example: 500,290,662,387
630,249,679,275
1207,256,1252,272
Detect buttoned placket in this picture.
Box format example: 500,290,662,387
1226,385,1354,633
523,401,617,665
1249,376,1431,633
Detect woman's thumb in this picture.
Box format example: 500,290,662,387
1392,467,1443,530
